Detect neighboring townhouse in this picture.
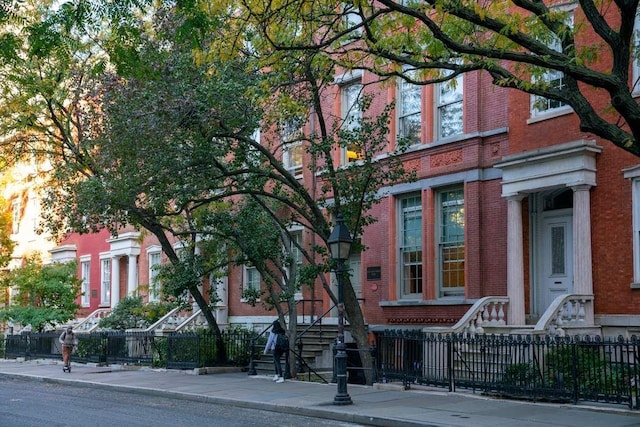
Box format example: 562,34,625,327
1,161,55,271
326,68,510,329
0,159,57,324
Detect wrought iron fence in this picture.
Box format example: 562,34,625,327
374,330,640,409
3,329,255,369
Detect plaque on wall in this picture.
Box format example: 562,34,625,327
366,266,381,281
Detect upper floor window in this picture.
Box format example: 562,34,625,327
341,3,362,41
280,119,304,174
436,74,463,139
633,12,640,94
243,128,262,167
398,76,422,145
341,80,363,163
243,265,261,293
531,10,574,116
288,228,303,266
11,199,20,234
398,194,423,298
437,187,465,297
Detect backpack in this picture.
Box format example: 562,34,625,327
275,333,289,351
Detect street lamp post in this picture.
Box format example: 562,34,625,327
327,212,353,406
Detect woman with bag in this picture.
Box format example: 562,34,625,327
263,320,288,383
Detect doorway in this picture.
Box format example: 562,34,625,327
532,189,574,319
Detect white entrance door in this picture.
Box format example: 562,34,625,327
535,211,573,317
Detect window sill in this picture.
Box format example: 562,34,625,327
630,282,640,290
527,106,573,124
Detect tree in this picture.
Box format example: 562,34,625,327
35,5,263,360
0,257,81,332
168,1,420,381
227,0,640,157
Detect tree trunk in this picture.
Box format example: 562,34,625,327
343,277,373,385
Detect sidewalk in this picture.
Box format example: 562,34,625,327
1,359,640,427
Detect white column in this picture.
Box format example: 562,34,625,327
111,256,120,308
572,185,594,295
507,195,526,325
127,254,138,296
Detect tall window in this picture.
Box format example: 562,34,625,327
280,119,303,174
80,257,91,307
341,80,363,163
436,74,463,139
100,258,110,306
531,10,574,116
341,3,362,40
11,199,19,234
633,13,640,94
438,187,465,297
624,167,640,285
399,194,423,297
148,250,161,302
398,76,422,145
243,265,261,293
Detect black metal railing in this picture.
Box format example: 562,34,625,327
374,330,640,409
3,329,255,370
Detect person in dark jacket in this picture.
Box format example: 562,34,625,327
263,320,287,383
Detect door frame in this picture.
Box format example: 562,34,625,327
530,193,574,320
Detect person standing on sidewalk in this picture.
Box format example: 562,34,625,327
263,320,288,383
59,326,77,370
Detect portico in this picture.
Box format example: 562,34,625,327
495,139,602,325
107,232,141,307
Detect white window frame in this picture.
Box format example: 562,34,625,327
11,198,20,234
341,79,363,163
633,12,640,95
280,225,304,300
341,3,362,40
99,255,111,306
397,75,422,145
280,119,304,174
80,255,91,307
243,265,261,297
530,9,575,118
436,73,463,139
147,246,162,302
624,166,640,286
437,186,465,298
30,196,39,233
398,194,423,299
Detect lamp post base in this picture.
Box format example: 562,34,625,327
333,393,353,405
333,343,353,406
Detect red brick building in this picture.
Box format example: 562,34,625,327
48,4,640,338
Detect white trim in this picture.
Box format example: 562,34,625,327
495,139,602,197
80,256,91,307
624,165,640,285
147,248,162,302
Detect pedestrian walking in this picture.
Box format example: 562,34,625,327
59,326,77,372
263,320,289,383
